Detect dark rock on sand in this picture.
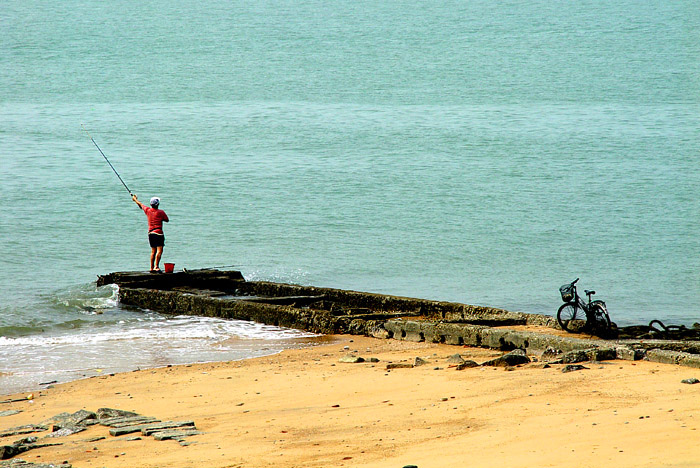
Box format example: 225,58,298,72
413,357,429,367
455,361,479,370
562,364,589,373
481,350,531,367
0,444,23,460
681,378,699,384
446,354,465,365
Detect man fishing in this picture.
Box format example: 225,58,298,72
132,194,169,273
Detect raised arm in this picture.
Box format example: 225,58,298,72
132,194,146,210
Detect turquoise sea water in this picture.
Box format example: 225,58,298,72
1,0,698,393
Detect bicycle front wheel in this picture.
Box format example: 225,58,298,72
557,302,584,333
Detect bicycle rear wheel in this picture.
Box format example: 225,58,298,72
557,302,584,332
589,303,611,334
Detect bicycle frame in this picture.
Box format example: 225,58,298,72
557,278,611,334
567,281,597,318
576,292,594,317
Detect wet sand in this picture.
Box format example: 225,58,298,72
1,335,699,468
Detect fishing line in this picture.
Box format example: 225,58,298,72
81,124,132,195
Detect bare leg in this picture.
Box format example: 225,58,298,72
150,247,157,271
154,246,164,271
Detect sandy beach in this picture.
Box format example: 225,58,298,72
1,335,699,468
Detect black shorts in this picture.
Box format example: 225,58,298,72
148,233,165,248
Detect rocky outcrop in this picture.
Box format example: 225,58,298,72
0,438,61,461
0,460,71,468
0,408,200,463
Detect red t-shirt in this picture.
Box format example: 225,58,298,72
142,206,169,234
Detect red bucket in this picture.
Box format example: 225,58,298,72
164,263,175,274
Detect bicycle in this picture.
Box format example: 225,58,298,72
557,278,611,334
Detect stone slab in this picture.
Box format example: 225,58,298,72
151,429,202,441
678,353,700,369
102,417,160,428
140,421,196,436
45,426,86,438
0,426,48,439
96,408,139,420
50,410,96,426
646,349,683,365
615,346,645,361
386,363,414,370
108,425,152,437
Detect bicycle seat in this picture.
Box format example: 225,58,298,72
585,290,596,296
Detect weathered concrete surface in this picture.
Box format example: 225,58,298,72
645,349,700,368
97,269,700,368
614,346,646,361
97,269,244,291
98,269,555,327
119,287,347,335
383,319,604,353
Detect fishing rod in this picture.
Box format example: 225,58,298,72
81,124,132,196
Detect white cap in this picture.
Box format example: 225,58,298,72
150,197,160,207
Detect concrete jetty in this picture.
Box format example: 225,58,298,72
97,269,700,368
